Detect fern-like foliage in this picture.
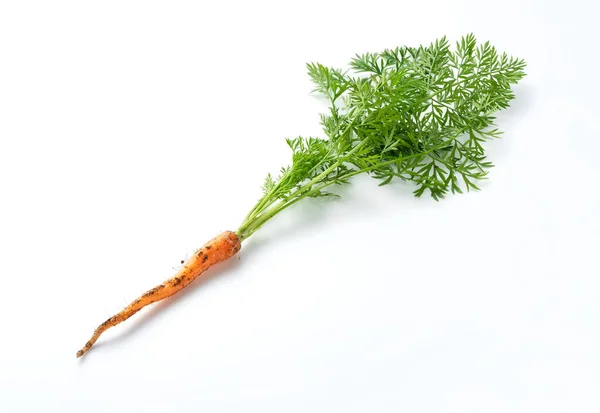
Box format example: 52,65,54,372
238,35,526,239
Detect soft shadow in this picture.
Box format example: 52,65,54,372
486,83,535,162
497,83,536,123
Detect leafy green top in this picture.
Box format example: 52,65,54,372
237,34,526,240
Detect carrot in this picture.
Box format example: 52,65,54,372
77,36,525,358
76,231,241,358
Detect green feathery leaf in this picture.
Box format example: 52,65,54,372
238,35,526,240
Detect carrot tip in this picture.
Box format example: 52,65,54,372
76,350,84,358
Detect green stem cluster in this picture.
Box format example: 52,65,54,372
237,141,362,240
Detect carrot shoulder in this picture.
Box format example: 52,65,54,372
76,230,241,358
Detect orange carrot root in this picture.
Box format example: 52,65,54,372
76,230,241,358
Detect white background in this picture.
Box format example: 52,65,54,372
1,1,599,412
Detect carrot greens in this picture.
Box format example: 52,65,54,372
237,34,526,240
